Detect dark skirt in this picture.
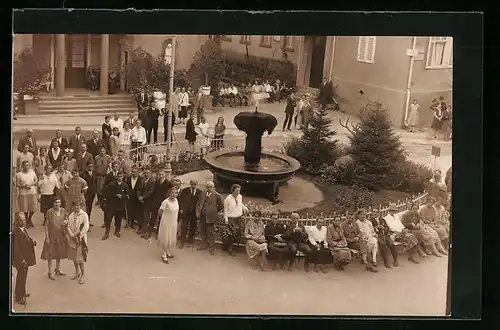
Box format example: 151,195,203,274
431,118,443,130
179,106,188,118
267,241,292,261
308,243,333,265
41,236,68,261
40,194,54,216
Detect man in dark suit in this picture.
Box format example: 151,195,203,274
86,130,104,158
138,167,156,235
318,77,332,110
146,106,161,144
124,166,144,230
99,162,121,229
12,213,37,305
135,88,150,112
101,171,131,240
50,129,69,151
178,179,202,248
68,126,86,152
80,163,97,223
195,181,224,255
17,129,39,157
142,170,171,240
75,143,94,172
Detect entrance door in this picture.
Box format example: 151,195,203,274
65,35,87,88
309,36,327,88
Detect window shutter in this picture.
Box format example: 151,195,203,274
426,37,436,68
366,37,376,63
445,38,453,67
357,37,367,62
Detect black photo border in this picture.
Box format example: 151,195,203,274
5,8,485,329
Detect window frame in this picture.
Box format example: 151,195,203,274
425,37,453,69
260,36,272,48
357,36,376,63
283,36,295,51
239,35,251,45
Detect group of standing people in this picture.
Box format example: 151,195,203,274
405,96,452,140
283,92,314,132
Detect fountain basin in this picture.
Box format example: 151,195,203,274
205,150,301,202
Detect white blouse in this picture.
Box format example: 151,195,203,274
38,172,60,195
384,213,405,233
223,194,248,221
308,226,328,247
120,129,132,146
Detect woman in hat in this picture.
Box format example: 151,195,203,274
16,160,38,228
326,215,352,270
41,197,68,280
66,202,89,284
244,211,268,271
401,202,444,257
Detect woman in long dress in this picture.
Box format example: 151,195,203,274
120,121,132,154
41,197,68,280
33,147,49,176
16,160,38,228
212,116,226,150
244,213,268,271
197,117,211,156
251,80,263,111
307,217,334,273
66,202,89,285
157,187,179,264
419,197,449,253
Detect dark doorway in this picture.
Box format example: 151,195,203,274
65,35,87,88
309,36,327,88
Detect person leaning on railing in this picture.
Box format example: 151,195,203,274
130,120,147,162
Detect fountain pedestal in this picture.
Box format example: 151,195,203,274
205,111,300,204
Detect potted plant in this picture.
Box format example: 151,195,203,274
13,47,50,115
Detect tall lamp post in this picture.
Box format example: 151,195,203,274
165,36,176,181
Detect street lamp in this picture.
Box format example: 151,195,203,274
165,36,176,181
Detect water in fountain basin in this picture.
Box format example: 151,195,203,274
215,154,291,173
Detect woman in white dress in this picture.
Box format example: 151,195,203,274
157,187,179,264
197,117,211,156
16,160,38,228
251,80,263,111
66,202,89,284
120,121,132,154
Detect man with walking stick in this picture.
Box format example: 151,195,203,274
101,171,131,240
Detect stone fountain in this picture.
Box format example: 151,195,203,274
205,110,301,204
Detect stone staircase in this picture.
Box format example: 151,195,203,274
37,93,137,116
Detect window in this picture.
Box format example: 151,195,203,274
273,36,281,42
71,36,86,68
357,36,376,63
426,37,453,69
239,35,251,45
221,35,232,41
284,36,294,51
260,36,272,47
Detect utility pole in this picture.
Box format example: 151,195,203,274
165,37,176,181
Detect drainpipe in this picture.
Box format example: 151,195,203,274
328,36,336,79
404,37,417,125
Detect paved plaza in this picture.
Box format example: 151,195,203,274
11,101,451,316
12,210,449,315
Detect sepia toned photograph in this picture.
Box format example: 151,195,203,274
11,32,452,316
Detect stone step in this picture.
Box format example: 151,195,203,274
39,94,133,101
37,108,136,115
38,102,136,110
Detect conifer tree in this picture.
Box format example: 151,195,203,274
348,104,406,190
287,106,338,174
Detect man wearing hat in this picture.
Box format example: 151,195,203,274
383,203,422,263
17,129,39,157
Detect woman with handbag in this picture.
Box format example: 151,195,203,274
326,216,352,270
244,212,268,271
41,197,68,280
66,202,89,285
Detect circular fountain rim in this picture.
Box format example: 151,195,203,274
205,150,301,175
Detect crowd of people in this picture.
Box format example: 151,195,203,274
214,79,292,108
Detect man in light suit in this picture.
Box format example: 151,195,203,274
68,126,86,152
195,181,224,255
75,143,94,172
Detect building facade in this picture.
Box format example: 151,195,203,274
295,36,453,126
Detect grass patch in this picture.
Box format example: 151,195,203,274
296,173,411,216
